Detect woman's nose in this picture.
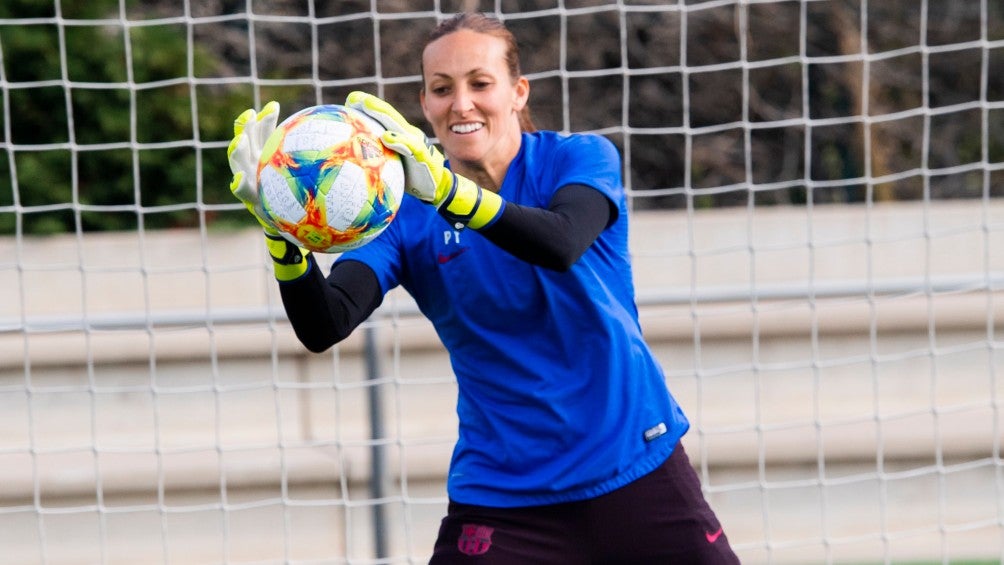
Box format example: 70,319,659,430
451,87,474,113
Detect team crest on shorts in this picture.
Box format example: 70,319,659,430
457,523,494,556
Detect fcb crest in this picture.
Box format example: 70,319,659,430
457,523,494,556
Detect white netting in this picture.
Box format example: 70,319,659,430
1,1,1003,564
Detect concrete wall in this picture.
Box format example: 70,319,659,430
2,200,1003,564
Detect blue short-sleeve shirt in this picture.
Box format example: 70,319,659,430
339,131,689,507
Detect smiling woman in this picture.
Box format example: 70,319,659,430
418,19,531,192
226,11,739,565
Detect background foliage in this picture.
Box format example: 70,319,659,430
1,0,1003,234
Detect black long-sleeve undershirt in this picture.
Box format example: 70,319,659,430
280,183,615,353
480,183,614,272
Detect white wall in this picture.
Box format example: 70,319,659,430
2,200,1002,563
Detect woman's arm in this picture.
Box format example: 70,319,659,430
479,183,615,272
278,258,383,353
278,183,611,351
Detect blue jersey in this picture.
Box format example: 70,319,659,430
339,131,690,507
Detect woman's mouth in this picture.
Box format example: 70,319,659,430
451,122,483,134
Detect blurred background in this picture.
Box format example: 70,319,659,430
3,0,1003,236
2,1,1004,564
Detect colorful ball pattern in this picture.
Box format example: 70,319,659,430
257,104,405,253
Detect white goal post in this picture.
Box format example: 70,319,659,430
2,2,1004,564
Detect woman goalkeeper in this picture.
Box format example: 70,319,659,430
228,12,739,564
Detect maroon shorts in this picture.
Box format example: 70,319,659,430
429,442,740,564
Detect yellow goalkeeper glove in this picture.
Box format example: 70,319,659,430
264,232,310,282
345,91,504,230
227,100,281,232
226,101,309,281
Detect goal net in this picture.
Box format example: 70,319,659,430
2,1,1003,564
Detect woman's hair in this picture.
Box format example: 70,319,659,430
423,12,536,132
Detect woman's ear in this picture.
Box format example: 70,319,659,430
419,87,429,121
513,76,530,111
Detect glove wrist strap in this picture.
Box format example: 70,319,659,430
265,233,304,264
438,174,504,230
264,233,310,281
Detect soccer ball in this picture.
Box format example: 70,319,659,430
257,104,405,253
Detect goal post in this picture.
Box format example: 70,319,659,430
2,2,1003,564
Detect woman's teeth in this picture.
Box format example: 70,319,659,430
451,123,483,134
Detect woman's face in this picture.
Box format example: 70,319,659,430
420,29,529,170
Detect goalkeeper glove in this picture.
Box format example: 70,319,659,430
227,101,309,281
345,91,504,230
264,232,310,282
227,100,280,232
